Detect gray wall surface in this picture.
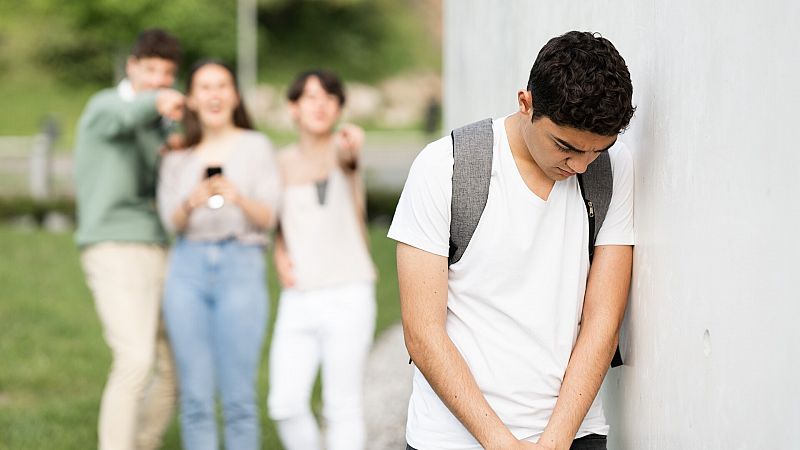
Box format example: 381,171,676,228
444,2,800,449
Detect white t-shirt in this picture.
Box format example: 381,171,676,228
387,116,634,450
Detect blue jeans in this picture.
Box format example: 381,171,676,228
163,239,268,450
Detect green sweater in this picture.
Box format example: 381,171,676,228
74,88,168,247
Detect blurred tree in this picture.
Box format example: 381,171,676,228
12,0,439,85
257,0,434,82
31,0,237,85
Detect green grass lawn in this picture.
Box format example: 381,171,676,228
0,225,400,449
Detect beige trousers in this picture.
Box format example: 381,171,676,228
81,242,176,450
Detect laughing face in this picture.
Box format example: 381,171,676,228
186,64,240,130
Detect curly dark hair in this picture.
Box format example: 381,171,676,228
130,28,182,64
527,31,635,136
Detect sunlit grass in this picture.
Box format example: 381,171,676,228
0,225,399,449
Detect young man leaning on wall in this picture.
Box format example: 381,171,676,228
389,31,635,450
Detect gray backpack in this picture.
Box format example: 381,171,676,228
449,118,623,367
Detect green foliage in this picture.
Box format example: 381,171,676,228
257,0,439,82
0,224,400,449
0,1,439,140
28,0,238,85
0,5,99,140
6,0,438,86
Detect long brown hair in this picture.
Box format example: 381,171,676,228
182,59,253,148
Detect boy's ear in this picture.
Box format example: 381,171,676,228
517,90,534,115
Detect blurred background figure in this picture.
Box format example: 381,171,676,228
157,60,280,450
73,28,184,450
268,70,376,450
1,3,442,449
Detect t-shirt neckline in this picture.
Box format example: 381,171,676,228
497,116,554,207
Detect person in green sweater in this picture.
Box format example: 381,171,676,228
74,29,185,450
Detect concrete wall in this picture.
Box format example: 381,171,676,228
444,2,800,448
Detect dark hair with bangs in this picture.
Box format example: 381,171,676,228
182,59,253,148
130,28,182,64
527,31,635,136
287,69,346,106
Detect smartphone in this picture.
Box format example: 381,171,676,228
206,166,223,178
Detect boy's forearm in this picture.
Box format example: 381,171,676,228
405,325,517,450
537,319,618,449
90,92,161,137
539,245,632,449
398,242,516,450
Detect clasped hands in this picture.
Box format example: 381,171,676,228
184,173,240,212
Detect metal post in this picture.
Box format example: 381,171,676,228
237,0,258,103
29,118,58,200
29,133,51,200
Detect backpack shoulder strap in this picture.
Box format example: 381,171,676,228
449,118,494,266
577,151,624,367
578,151,613,247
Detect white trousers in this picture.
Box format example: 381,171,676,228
268,282,376,450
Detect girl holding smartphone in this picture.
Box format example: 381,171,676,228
157,60,280,450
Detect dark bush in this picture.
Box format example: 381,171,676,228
0,191,398,227
366,188,400,224
0,197,76,225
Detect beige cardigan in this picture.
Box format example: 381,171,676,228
157,130,281,245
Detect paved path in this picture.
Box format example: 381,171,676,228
364,323,414,450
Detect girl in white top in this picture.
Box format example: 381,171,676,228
268,70,376,450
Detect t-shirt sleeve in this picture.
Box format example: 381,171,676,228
595,141,635,246
387,136,453,257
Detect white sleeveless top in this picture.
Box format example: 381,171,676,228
280,167,376,290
